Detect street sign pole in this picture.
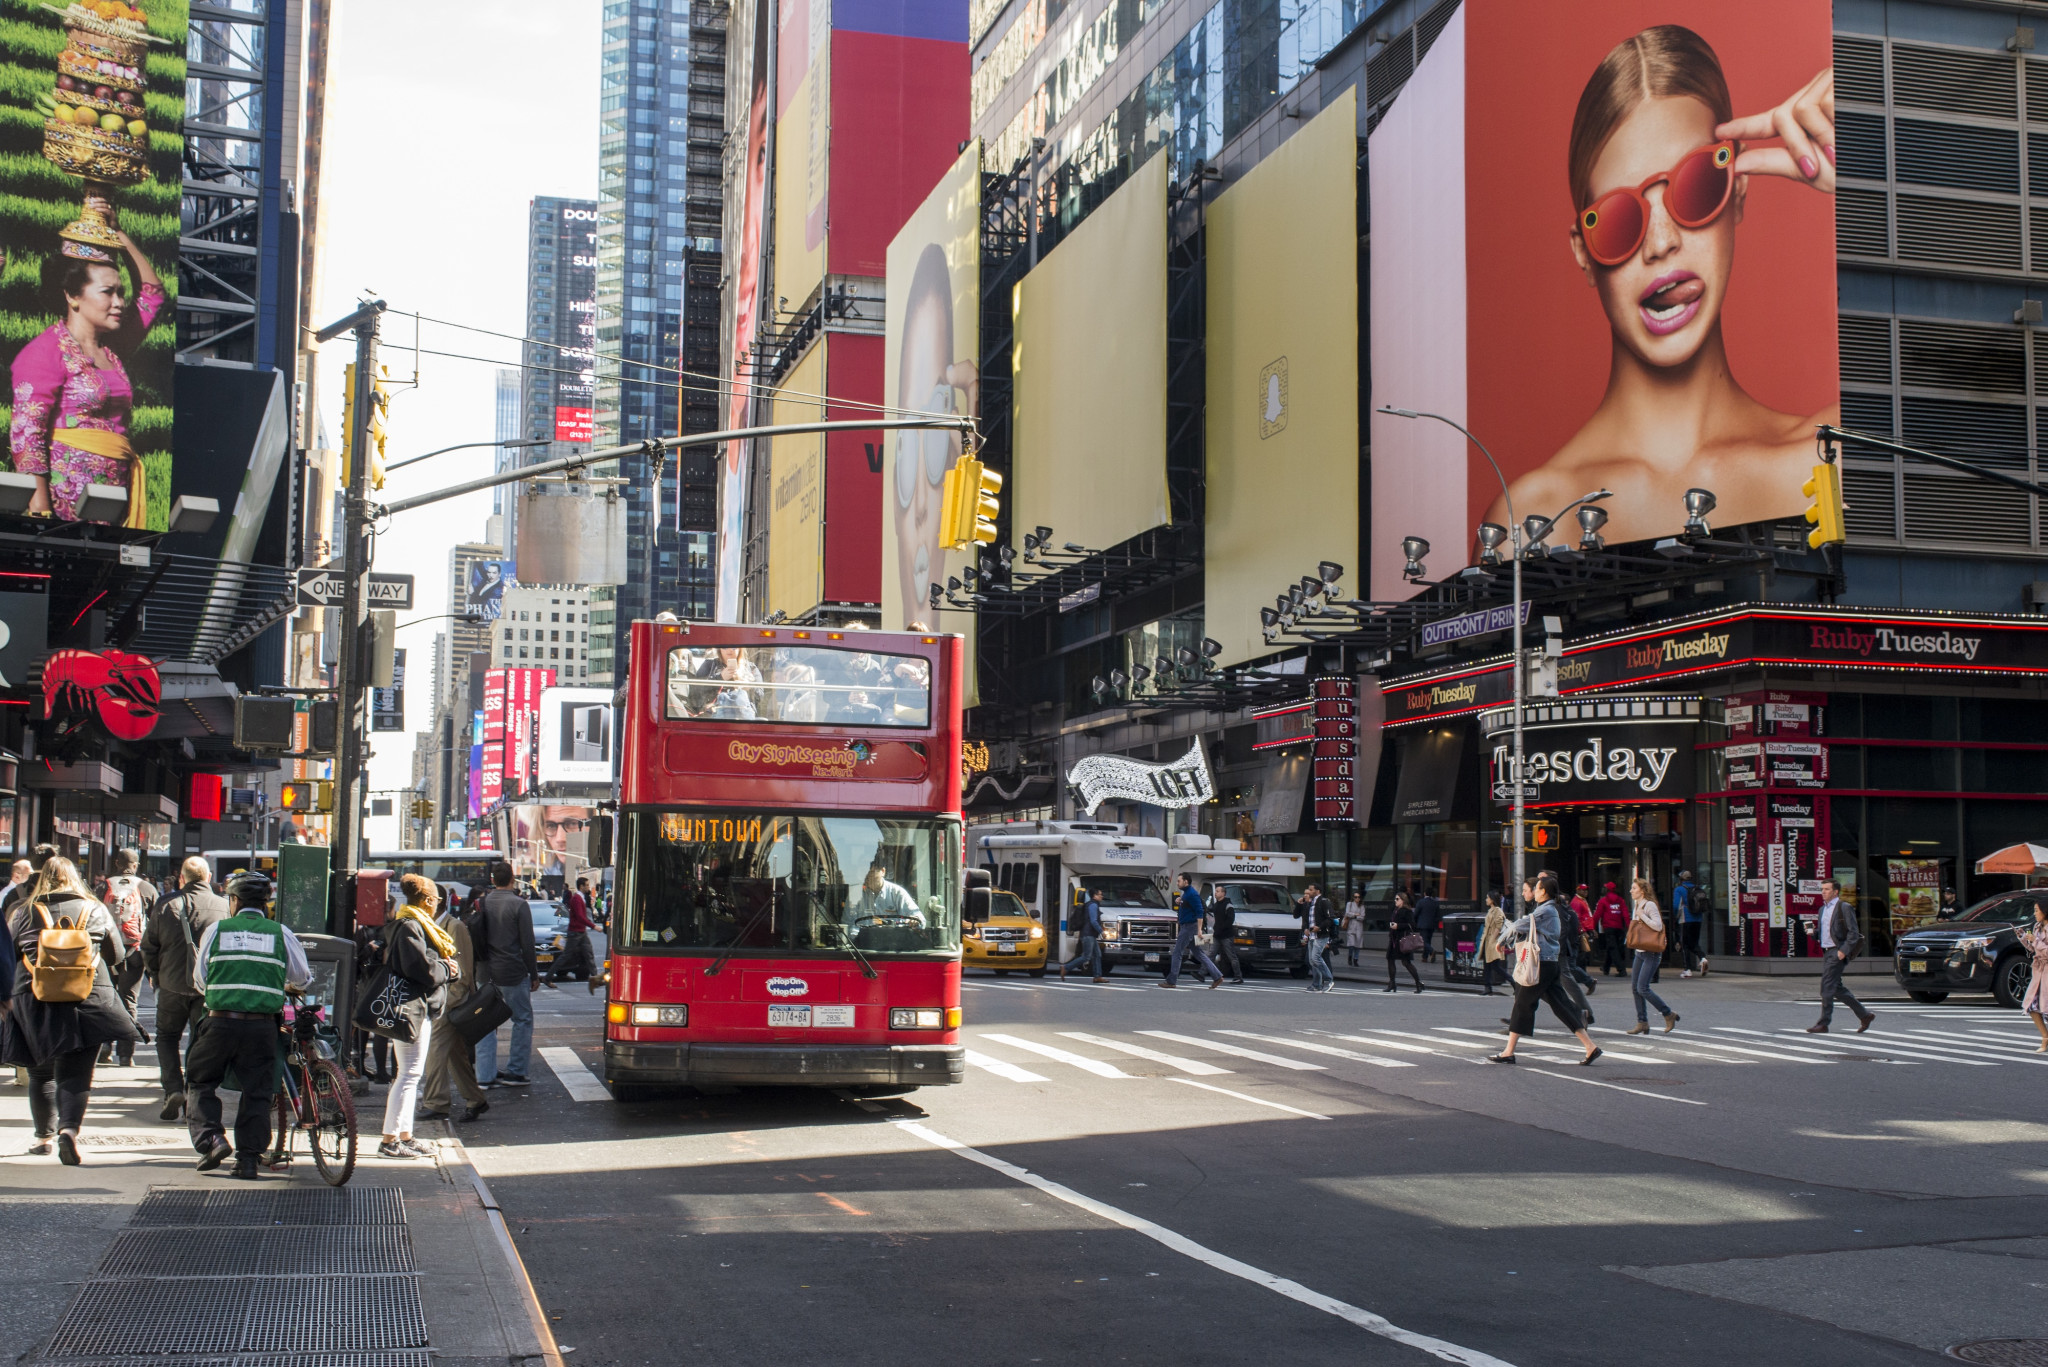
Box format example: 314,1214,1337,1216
321,298,385,933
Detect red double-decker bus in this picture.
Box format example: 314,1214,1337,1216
602,618,965,1098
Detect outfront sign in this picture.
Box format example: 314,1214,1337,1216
1386,605,2048,726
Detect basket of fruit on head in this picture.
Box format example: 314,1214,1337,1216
46,2,159,63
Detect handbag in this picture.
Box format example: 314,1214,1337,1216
446,979,513,1047
351,961,422,1043
1397,932,1424,956
1626,917,1667,954
1510,919,1543,988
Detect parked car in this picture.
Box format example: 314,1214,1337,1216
1893,890,2039,1008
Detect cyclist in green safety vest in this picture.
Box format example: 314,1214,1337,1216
185,871,310,1179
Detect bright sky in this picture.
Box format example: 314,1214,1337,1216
314,0,599,846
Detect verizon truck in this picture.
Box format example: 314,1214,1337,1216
1165,835,1308,977
967,821,1176,973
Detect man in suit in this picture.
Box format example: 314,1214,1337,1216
1807,879,1875,1034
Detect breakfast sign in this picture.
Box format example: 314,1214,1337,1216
1383,605,2048,726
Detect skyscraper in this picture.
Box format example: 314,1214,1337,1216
495,197,598,562
594,0,726,658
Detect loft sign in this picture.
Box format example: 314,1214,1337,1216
1068,738,1214,815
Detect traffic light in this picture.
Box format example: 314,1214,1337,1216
410,797,434,822
279,779,334,813
342,362,391,492
1801,461,1846,549
1526,821,1561,853
939,456,1002,550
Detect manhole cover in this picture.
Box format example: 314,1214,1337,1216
1952,1339,2048,1365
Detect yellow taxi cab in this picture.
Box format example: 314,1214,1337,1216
963,884,1048,976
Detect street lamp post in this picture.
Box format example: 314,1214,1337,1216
1379,406,1608,916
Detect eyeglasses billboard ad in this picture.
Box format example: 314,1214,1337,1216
508,802,593,881
3,0,183,530
1368,0,1837,597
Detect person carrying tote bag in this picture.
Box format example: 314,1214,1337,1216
375,876,457,1159
1626,878,1679,1035
1491,872,1601,1066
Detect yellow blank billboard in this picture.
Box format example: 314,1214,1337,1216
766,341,826,619
1205,90,1359,667
1012,153,1170,556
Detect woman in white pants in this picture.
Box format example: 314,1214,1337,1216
379,874,455,1158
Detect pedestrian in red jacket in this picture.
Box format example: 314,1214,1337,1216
1595,882,1630,976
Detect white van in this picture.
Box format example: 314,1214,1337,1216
1165,835,1308,977
967,821,1177,973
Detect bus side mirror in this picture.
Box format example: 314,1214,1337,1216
593,813,615,867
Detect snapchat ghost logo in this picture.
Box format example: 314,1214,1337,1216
1258,356,1288,439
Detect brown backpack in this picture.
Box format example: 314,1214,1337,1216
29,903,97,1004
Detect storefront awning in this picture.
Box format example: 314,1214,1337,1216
1976,843,2048,875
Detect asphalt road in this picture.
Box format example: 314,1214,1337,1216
461,966,2048,1366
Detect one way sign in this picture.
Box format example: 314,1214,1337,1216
296,570,415,610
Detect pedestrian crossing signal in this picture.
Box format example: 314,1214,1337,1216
1526,821,1561,852
280,779,333,813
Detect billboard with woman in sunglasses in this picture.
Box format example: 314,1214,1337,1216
1369,2,1836,592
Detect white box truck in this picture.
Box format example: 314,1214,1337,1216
1165,835,1308,977
967,821,1177,974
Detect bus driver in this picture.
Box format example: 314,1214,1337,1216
846,860,923,930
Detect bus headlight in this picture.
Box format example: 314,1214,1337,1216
890,1008,944,1030
613,1003,687,1026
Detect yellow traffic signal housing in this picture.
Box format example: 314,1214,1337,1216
940,456,1002,550
341,363,391,492
410,797,434,822
280,779,334,813
1526,821,1561,853
1801,462,1845,549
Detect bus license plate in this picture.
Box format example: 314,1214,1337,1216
1144,952,1160,964
1269,938,1287,950
997,943,1017,954
768,1005,812,1027
1909,961,1928,973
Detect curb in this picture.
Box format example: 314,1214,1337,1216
438,1134,567,1367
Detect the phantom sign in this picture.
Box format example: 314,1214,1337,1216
1068,738,1214,815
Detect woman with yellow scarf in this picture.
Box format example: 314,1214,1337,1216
379,874,457,1158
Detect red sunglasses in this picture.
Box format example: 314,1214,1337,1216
1576,141,1736,266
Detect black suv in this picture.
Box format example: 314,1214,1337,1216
1893,891,2041,1008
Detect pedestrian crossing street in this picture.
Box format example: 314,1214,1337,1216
959,1008,2048,1097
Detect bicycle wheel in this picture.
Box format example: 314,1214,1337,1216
307,1058,358,1186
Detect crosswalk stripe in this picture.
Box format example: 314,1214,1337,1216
1056,1032,1231,1075
1367,1029,1490,1050
538,1046,611,1103
981,1033,1133,1078
1216,1030,1415,1069
1585,1029,1758,1064
1719,1027,1998,1066
1954,1028,2048,1050
1891,1028,2048,1063
1519,1065,1708,1107
1318,1031,1468,1060
1138,1030,1326,1070
1775,1030,2013,1066
1620,1033,1821,1065
1165,1077,1330,1120
1432,1026,1663,1064
964,1049,1048,1083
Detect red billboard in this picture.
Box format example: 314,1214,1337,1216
553,406,593,443
1369,0,1838,595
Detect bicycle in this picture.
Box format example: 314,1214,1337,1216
266,1001,358,1185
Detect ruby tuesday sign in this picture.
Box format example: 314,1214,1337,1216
1385,606,2048,725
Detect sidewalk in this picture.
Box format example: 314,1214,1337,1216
0,1045,561,1367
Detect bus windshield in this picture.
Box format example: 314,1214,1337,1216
663,644,930,726
619,809,960,957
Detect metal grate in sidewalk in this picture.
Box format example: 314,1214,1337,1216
38,1187,427,1363
97,1224,416,1277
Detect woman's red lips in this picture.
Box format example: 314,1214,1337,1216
1640,272,1703,308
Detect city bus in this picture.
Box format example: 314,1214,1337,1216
602,618,965,1100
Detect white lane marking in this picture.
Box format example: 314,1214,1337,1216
1915,1029,2048,1060
538,1047,611,1103
1165,1077,1329,1119
1684,1030,1855,1064
1601,1033,1816,1066
1725,1027,1999,1067
1367,1029,1491,1050
1319,1031,1475,1062
964,1049,1049,1083
1215,1030,1415,1070
1518,1065,1708,1106
1432,1027,1663,1065
1584,1028,1759,1064
1138,1030,1325,1071
1057,1032,1231,1075
980,1033,1133,1079
893,1120,1514,1366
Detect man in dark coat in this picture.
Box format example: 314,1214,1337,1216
140,856,230,1119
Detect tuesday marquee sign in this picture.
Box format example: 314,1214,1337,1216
1384,605,2048,726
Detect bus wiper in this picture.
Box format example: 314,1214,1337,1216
704,900,778,977
834,924,879,979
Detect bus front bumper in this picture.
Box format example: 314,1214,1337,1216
604,1041,964,1088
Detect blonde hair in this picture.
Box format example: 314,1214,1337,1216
1631,877,1656,903
31,856,86,903
1568,25,1734,212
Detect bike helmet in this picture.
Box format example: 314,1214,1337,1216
225,869,273,906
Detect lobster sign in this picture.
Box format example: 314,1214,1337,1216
42,649,161,744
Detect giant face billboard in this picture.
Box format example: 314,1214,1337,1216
3,0,183,529
1368,0,1837,597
